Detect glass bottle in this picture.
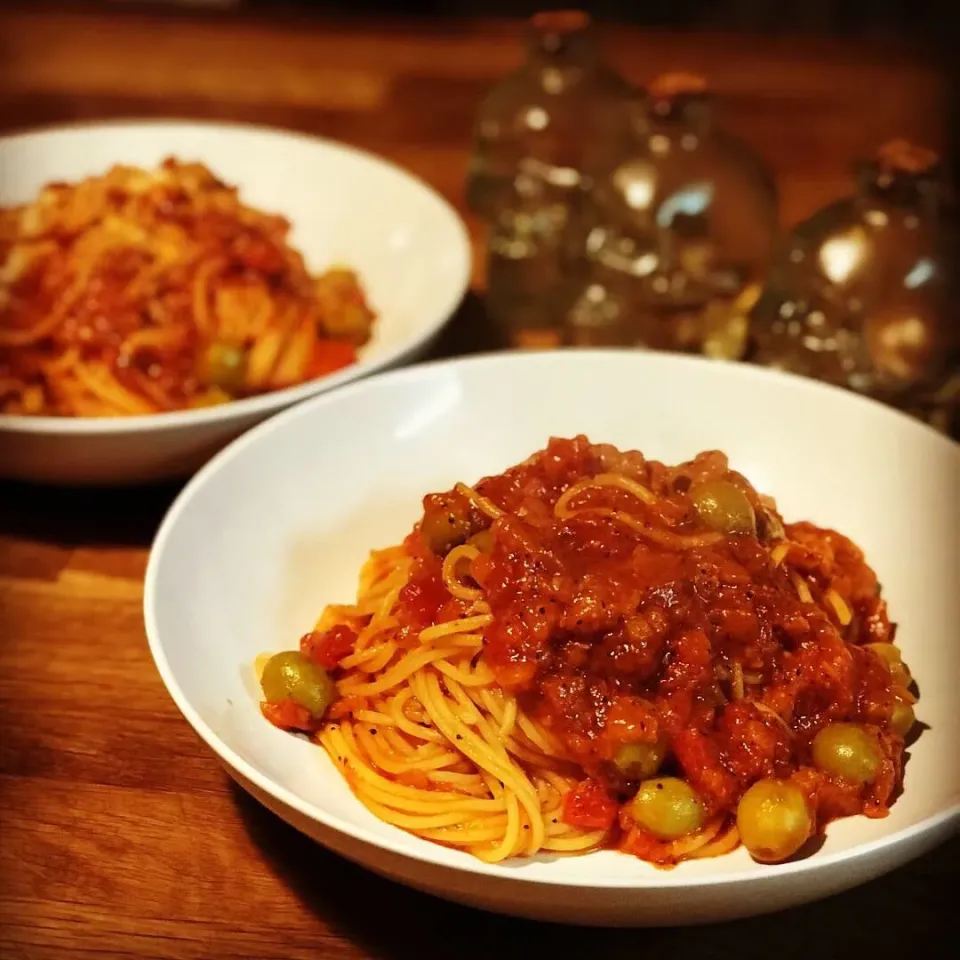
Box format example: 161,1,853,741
563,72,778,356
466,11,636,348
750,139,957,429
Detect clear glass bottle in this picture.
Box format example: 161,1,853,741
563,72,778,356
466,11,636,348
750,139,956,429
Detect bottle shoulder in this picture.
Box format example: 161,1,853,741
474,64,637,128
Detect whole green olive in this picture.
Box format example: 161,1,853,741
890,695,916,737
629,777,705,840
613,739,667,780
690,479,757,536
200,340,248,394
260,650,336,719
419,492,475,555
864,643,912,687
811,722,882,784
736,778,813,863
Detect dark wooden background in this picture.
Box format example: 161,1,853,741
103,0,954,36
0,3,957,958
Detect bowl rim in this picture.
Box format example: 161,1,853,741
0,117,472,435
144,350,960,890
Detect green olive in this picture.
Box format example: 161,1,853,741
865,643,912,686
890,695,916,737
736,778,813,863
811,722,882,784
419,492,474,555
613,739,667,780
260,650,336,719
200,340,247,394
690,479,756,536
629,777,705,840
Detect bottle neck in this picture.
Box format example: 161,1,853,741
646,92,713,135
855,169,941,227
644,75,713,135
856,141,942,219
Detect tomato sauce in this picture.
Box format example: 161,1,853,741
1,159,375,416
409,436,908,849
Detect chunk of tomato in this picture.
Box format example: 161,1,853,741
397,566,448,629
310,339,357,378
261,698,316,732
562,778,618,831
301,625,358,669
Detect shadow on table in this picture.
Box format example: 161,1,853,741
0,477,183,548
230,781,958,960
428,289,507,360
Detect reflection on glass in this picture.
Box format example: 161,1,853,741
818,227,868,284
903,258,934,290
562,72,778,356
656,182,715,228
750,140,956,430
466,11,637,349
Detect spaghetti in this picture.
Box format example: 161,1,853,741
257,437,916,866
0,159,376,416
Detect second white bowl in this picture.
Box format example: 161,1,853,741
0,120,471,484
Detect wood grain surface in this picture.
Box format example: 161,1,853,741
0,4,956,958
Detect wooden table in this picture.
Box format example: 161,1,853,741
1,4,956,958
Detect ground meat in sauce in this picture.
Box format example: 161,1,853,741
402,436,908,858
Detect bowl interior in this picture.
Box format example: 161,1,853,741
147,352,960,886
0,121,469,374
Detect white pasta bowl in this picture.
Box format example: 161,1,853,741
144,351,960,926
0,120,470,484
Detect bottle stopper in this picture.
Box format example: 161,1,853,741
529,10,591,35
874,139,939,177
528,10,592,53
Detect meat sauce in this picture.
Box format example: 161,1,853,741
400,436,911,859
0,159,373,415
